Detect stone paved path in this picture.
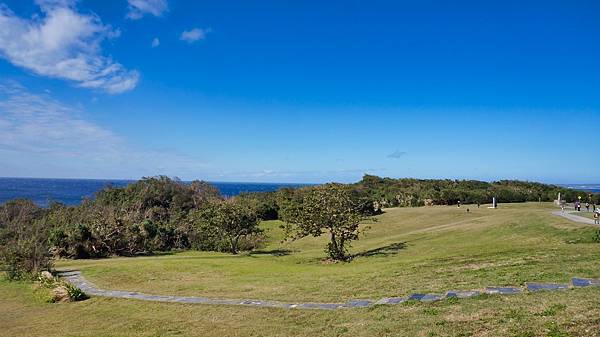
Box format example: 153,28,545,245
552,210,598,226
58,271,600,310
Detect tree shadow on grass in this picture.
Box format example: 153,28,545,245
249,249,293,257
353,242,407,258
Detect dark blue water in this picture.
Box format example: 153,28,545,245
559,184,600,194
0,177,307,207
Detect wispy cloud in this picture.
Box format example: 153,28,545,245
126,0,168,20
0,82,206,179
0,81,122,157
218,168,386,183
151,37,160,47
387,150,407,159
180,28,209,43
0,1,139,94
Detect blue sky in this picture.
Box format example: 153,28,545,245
0,0,599,183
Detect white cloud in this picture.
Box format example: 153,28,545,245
180,28,209,43
151,37,160,47
0,2,139,94
0,81,123,158
127,0,168,20
0,82,207,179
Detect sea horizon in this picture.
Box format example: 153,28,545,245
0,177,311,207
1,176,598,207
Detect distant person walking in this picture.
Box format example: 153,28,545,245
561,204,565,213
457,200,461,207
477,201,480,208
594,211,599,225
586,202,590,212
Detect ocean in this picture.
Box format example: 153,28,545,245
0,177,308,207
1,178,597,207
559,184,600,194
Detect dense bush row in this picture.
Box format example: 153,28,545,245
1,175,597,279
0,177,266,279
352,175,598,208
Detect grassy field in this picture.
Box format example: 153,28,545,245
2,202,600,336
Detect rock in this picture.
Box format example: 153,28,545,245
51,285,70,303
40,271,54,281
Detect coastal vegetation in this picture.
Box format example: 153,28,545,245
353,175,599,208
1,175,597,280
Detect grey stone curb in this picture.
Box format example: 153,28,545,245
57,270,600,310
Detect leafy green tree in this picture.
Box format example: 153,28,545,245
279,183,370,261
192,200,262,254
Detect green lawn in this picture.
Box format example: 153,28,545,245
2,202,600,336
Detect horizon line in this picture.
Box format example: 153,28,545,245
1,176,599,186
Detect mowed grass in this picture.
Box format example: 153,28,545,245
2,279,600,337
2,202,600,337
54,203,600,302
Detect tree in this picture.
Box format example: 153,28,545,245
192,200,262,254
279,183,370,261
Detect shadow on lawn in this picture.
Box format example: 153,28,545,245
353,242,407,258
249,249,293,257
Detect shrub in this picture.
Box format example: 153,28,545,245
190,199,263,254
0,200,52,280
64,282,88,301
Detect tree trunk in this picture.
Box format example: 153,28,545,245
328,232,345,260
230,236,238,254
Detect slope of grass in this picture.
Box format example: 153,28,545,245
54,203,600,302
2,202,600,336
2,278,600,337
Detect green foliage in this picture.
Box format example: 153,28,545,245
44,176,226,258
0,200,52,280
35,272,87,302
352,174,594,207
37,273,55,288
236,192,280,220
64,282,88,301
0,177,239,263
279,183,371,261
190,199,263,254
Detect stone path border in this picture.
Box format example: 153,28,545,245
552,210,598,226
58,271,600,310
